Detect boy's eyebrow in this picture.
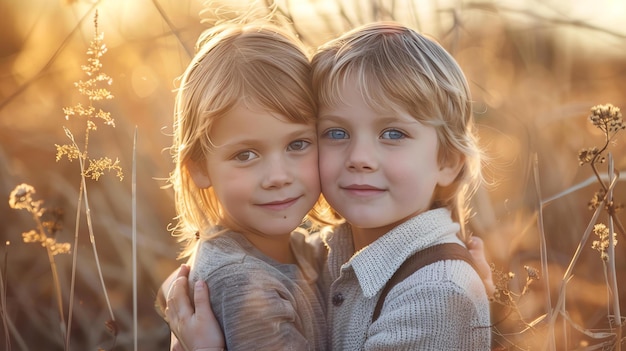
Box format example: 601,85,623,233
377,116,419,125
318,114,418,125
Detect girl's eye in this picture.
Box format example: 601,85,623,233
287,140,311,151
233,151,258,161
381,129,406,140
323,128,348,139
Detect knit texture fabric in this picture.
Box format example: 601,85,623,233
189,229,327,351
321,208,491,350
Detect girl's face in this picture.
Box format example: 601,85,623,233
188,102,320,242
317,80,461,238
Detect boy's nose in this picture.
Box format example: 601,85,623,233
346,140,378,172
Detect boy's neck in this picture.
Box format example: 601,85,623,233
350,226,392,252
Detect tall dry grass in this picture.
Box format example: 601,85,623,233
0,0,624,350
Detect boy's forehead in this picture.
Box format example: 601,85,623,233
328,81,409,114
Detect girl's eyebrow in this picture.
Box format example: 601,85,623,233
219,126,315,148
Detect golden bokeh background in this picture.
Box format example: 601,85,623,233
1,0,625,350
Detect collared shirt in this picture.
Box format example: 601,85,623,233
321,208,491,350
189,228,327,351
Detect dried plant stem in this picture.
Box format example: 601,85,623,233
542,180,614,350
0,278,28,351
606,154,621,350
533,153,555,351
4,319,27,351
591,134,611,192
463,1,626,40
42,232,66,339
65,178,84,351
541,172,625,207
150,0,192,57
0,1,99,111
0,245,10,351
81,160,116,323
27,208,67,340
546,205,604,349
63,128,116,346
132,127,138,351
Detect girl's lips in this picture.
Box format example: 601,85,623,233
257,197,299,211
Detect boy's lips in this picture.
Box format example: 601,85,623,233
341,184,385,197
257,197,300,211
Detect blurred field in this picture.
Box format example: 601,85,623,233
1,0,625,350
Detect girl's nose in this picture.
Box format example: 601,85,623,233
261,156,294,188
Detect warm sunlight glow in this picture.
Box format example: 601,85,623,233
2,1,625,350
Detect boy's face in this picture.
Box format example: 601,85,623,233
188,102,320,241
317,81,460,236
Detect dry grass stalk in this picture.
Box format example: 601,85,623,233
49,9,123,350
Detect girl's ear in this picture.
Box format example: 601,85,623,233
437,153,464,187
185,158,212,189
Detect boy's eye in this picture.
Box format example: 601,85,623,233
381,129,406,140
233,151,258,161
323,128,348,139
287,140,310,151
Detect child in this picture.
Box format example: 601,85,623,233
164,21,493,351
312,21,491,349
158,20,337,351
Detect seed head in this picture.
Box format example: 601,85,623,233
591,223,617,261
524,265,540,280
8,183,42,215
589,104,625,135
578,147,604,166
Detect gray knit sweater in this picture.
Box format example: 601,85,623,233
189,229,327,351
320,208,491,350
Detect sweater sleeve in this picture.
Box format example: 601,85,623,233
364,263,491,351
203,261,309,351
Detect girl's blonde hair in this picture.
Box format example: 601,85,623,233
170,22,333,258
311,22,483,241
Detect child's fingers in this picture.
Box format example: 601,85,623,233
193,281,226,345
193,280,217,323
176,264,191,279
166,276,193,323
166,264,192,320
466,235,484,253
157,265,188,319
170,332,186,351
467,236,496,297
193,280,210,319
467,237,488,277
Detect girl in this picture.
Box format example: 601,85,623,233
158,20,337,351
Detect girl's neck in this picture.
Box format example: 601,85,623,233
244,232,296,264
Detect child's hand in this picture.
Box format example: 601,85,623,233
467,236,496,297
166,264,226,351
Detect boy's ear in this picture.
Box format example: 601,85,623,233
185,158,212,189
437,153,464,187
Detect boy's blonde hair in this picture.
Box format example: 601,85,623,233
311,22,483,240
170,22,331,258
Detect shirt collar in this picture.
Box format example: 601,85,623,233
344,208,461,298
